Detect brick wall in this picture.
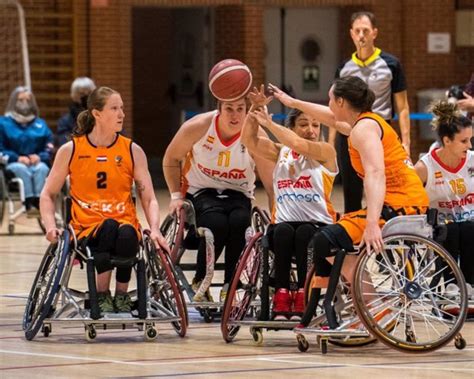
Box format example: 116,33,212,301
70,0,474,158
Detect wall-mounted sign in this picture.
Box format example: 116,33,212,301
303,65,319,91
427,33,451,54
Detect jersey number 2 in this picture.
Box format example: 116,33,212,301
97,171,107,189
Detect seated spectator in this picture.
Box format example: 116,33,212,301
56,77,96,147
0,86,53,215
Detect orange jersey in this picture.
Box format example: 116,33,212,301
348,112,429,208
69,134,139,239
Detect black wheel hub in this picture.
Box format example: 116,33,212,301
404,281,422,300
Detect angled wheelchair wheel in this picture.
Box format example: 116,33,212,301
251,207,270,234
0,169,6,227
145,236,188,337
353,234,468,353
23,230,71,340
160,209,186,265
221,232,263,342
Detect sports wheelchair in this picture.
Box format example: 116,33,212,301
160,200,262,322
221,206,313,345
221,211,469,354
22,225,188,341
0,158,63,234
294,212,469,354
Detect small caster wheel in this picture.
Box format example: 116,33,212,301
8,223,14,235
406,330,416,343
42,324,51,337
203,310,214,323
320,338,328,355
296,334,309,352
85,325,96,341
455,335,466,350
145,326,158,341
251,328,263,346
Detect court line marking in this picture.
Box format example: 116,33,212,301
261,357,474,372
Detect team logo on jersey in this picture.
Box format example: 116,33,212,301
96,155,107,162
277,175,313,189
206,135,215,144
438,193,474,209
115,155,122,166
434,171,443,179
197,163,246,179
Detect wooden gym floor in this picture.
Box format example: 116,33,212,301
0,188,473,378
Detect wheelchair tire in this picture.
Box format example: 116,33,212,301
23,230,71,340
221,232,263,343
0,170,6,227
353,234,468,353
251,207,270,234
146,237,188,337
160,209,186,265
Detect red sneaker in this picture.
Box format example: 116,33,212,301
272,288,291,320
290,288,305,320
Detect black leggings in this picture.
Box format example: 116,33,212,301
189,189,251,284
271,222,319,289
337,134,364,213
442,221,474,285
87,218,139,283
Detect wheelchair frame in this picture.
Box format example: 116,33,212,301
22,225,188,341
0,163,63,234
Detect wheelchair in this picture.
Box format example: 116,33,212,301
220,208,322,345
294,212,469,354
22,224,188,341
0,158,63,234
160,200,265,322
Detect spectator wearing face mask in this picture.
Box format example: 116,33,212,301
55,77,96,147
0,86,53,215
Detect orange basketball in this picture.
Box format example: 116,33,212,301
208,59,252,102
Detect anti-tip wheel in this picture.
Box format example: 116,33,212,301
296,334,309,352
42,324,51,338
455,335,466,350
251,328,263,346
85,325,97,342
145,327,158,341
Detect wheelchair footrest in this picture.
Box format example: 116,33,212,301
188,301,224,308
228,320,299,330
44,316,181,325
294,326,370,338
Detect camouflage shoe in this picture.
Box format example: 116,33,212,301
97,291,114,313
114,292,133,313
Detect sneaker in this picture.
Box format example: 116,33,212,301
97,291,114,313
290,289,305,321
26,206,40,218
114,292,133,313
219,283,229,303
192,278,214,302
272,288,291,320
444,283,460,299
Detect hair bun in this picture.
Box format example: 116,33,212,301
429,100,460,130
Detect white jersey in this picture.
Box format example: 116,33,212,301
182,112,256,198
420,149,474,223
272,146,338,224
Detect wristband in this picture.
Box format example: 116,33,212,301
171,192,184,200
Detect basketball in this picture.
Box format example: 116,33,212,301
208,59,252,102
